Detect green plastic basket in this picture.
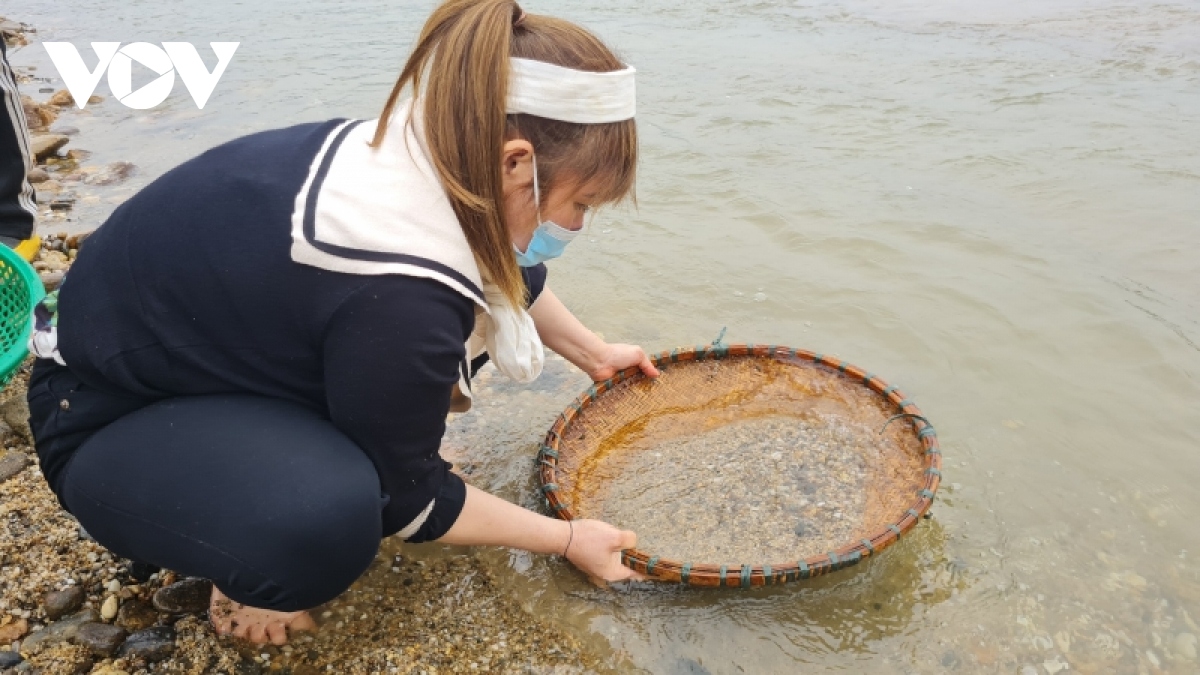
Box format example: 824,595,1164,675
0,244,45,387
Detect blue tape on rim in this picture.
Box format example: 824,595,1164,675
719,565,728,586
681,563,692,583
888,524,902,539
740,564,752,589
762,564,772,584
917,427,936,439
838,361,849,372
862,539,875,554
647,557,659,575
863,372,875,384
799,560,810,578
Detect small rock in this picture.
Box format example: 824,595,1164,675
39,271,65,292
88,95,104,104
1043,656,1068,674
83,161,136,186
101,596,119,621
19,609,98,654
64,232,92,251
34,179,61,193
30,134,69,162
116,626,175,662
115,599,158,633
28,167,50,183
43,587,86,621
152,578,212,614
48,90,75,107
65,149,91,161
73,622,127,657
49,196,76,212
20,97,56,132
93,668,131,675
0,618,30,642
0,650,23,668
50,125,80,136
0,396,32,442
1174,632,1197,661
0,451,32,483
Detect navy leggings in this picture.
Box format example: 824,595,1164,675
30,363,384,612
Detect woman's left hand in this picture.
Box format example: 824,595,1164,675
587,343,660,382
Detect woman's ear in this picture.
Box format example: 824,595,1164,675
501,139,535,195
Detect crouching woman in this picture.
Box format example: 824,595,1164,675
27,0,653,645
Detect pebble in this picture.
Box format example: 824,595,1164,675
104,579,121,594
74,622,127,656
27,167,49,183
0,619,29,643
0,451,31,484
19,609,98,653
115,599,158,632
30,134,69,162
116,626,176,662
152,577,212,614
48,90,75,107
1043,656,1068,673
581,411,915,563
43,587,85,620
101,595,119,621
1174,632,1197,661
0,650,23,668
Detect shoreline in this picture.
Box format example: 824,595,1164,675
0,18,604,675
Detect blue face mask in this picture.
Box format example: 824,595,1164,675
514,156,581,267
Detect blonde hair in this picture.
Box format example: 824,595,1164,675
372,0,638,309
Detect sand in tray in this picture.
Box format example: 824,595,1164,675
556,357,921,562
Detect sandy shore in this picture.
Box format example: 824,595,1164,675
0,18,601,675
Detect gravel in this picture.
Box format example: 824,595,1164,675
578,414,899,564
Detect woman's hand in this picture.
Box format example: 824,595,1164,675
587,343,660,382
564,519,645,584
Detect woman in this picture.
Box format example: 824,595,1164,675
27,0,654,646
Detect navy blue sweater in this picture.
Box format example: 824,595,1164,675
51,120,545,541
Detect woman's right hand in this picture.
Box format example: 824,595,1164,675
564,519,645,584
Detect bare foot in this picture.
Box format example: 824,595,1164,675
209,585,317,645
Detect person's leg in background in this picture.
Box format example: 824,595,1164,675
0,37,40,259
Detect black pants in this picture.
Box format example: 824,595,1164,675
29,361,383,611
0,39,36,242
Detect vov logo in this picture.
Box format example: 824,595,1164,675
43,42,239,110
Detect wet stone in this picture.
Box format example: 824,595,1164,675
43,587,85,620
115,599,158,632
0,451,31,483
19,609,99,654
152,577,212,614
73,622,127,657
116,626,175,662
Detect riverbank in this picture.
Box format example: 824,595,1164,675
0,17,602,675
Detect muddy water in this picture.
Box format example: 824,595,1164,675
7,0,1200,672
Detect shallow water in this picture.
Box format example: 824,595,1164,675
7,0,1200,672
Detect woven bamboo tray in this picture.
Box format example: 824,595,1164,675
537,343,942,588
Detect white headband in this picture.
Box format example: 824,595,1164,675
507,57,636,124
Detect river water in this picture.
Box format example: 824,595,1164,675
7,0,1200,672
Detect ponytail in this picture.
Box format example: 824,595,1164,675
374,0,638,310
